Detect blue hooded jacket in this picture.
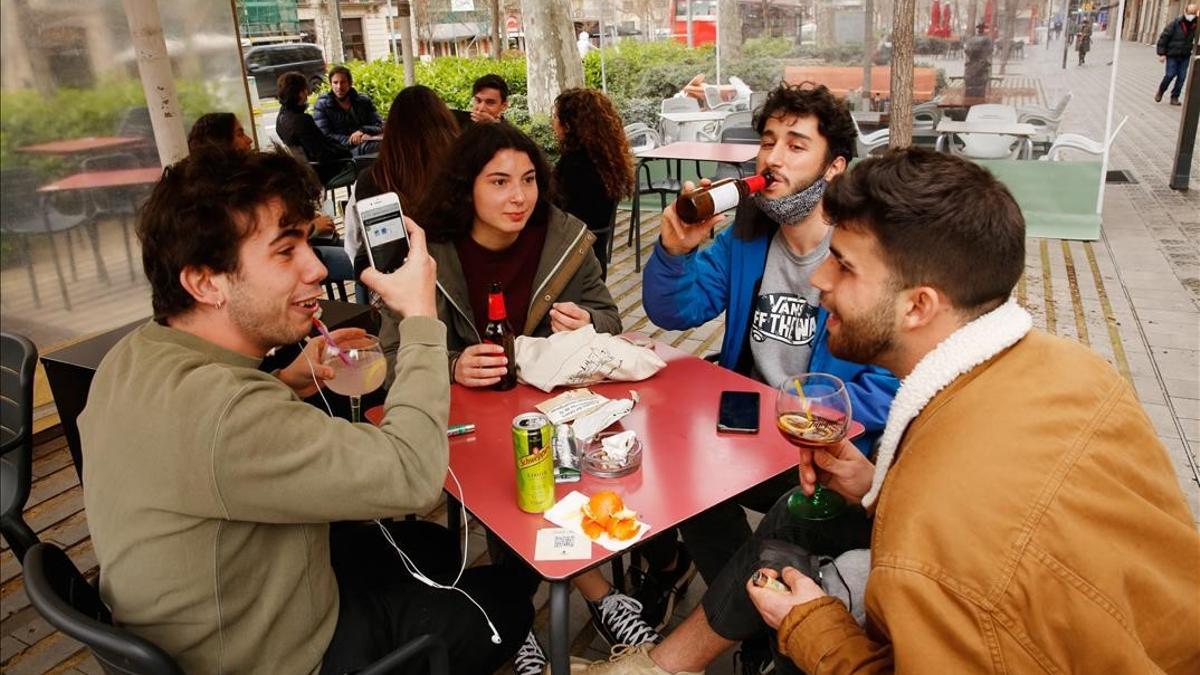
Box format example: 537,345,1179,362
643,217,899,453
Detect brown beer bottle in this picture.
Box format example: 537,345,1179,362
483,281,517,391
674,173,770,225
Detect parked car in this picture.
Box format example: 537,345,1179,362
244,43,326,100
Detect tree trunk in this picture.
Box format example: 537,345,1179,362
817,0,837,47
317,0,344,64
889,0,915,148
490,0,503,58
719,0,742,60
999,0,1018,73
521,0,584,116
862,0,875,109
966,0,976,38
398,0,416,85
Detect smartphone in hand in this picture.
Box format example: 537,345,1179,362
354,192,409,277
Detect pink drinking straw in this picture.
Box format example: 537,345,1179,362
312,317,352,366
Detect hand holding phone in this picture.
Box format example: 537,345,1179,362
354,192,410,277
358,217,436,319
718,391,760,434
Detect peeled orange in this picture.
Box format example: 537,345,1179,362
607,518,641,541
581,491,623,528
581,516,605,540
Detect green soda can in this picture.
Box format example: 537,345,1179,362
512,413,556,513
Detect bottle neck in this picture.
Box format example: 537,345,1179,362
487,292,507,322
742,174,768,193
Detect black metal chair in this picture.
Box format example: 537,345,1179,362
1,331,39,564
80,152,144,282
24,541,451,675
24,543,184,674
1,169,101,310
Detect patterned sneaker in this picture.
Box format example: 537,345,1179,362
587,591,663,646
514,630,547,675
631,548,697,629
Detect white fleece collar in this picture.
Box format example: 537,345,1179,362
861,299,1033,508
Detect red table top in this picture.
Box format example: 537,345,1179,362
636,142,759,164
17,136,143,155
38,167,162,193
368,341,862,580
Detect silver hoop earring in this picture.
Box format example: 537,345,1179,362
215,299,224,310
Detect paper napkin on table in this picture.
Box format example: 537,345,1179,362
543,491,651,552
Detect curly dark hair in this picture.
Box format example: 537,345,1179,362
554,88,634,200
370,85,460,211
417,123,554,244
823,148,1024,315
138,148,322,320
276,71,308,106
754,81,857,163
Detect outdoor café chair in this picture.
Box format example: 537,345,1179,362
1,331,39,565
24,541,452,675
1041,116,1128,161
851,115,890,157
80,152,143,281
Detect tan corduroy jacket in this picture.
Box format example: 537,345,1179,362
778,331,1200,674
80,318,450,673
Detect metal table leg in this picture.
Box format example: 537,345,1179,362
549,580,571,674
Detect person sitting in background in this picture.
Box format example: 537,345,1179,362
341,85,459,304
552,87,634,278
377,123,654,675
469,73,511,124
314,65,383,156
187,112,253,153
79,146,533,674
274,71,357,186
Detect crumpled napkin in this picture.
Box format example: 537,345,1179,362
515,326,666,393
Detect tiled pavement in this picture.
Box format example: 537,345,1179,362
2,35,1197,675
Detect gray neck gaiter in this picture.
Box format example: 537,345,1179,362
752,178,828,226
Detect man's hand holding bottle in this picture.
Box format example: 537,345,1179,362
660,179,726,256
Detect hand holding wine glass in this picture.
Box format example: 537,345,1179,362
801,438,875,504
776,373,852,520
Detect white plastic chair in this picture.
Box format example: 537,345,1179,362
852,114,890,157
1017,92,1073,147
912,100,943,130
1041,116,1128,161
1018,92,1072,123
952,104,1022,160
624,123,661,154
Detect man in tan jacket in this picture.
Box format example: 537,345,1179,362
79,148,532,673
742,148,1200,673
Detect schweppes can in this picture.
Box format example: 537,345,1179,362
512,413,555,512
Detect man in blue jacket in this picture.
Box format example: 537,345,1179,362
628,84,897,665
313,65,383,156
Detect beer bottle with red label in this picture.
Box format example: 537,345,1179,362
675,173,771,225
483,281,517,391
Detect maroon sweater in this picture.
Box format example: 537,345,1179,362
455,223,548,335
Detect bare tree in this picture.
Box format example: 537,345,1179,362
719,0,742,60
316,0,344,64
490,0,503,58
862,0,875,109
521,0,584,116
888,0,915,147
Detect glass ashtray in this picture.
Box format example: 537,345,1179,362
582,433,643,478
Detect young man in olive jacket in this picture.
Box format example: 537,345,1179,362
79,148,532,674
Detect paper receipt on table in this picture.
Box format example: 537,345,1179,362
534,527,592,560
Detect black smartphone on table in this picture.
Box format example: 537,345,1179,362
717,391,760,434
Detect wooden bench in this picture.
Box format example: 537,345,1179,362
784,66,938,101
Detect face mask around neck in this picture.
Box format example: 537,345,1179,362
752,176,829,226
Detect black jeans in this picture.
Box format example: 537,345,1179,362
320,520,533,675
679,470,802,585
698,488,872,674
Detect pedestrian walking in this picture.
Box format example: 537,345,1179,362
1155,4,1198,105
1076,20,1092,65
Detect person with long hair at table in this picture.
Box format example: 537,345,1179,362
551,88,635,278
